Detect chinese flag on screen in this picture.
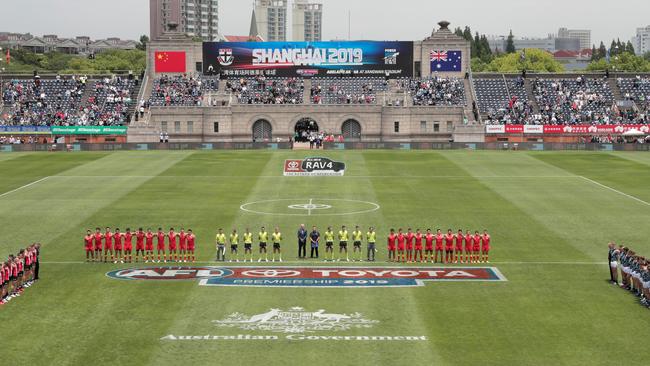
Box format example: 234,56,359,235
154,51,186,73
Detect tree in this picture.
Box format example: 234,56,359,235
598,42,607,60
506,30,516,54
625,41,635,55
587,52,650,72
591,45,599,61
483,48,564,72
137,35,149,51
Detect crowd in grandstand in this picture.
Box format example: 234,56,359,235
1,244,40,306
608,243,650,309
2,75,87,125
149,74,206,107
310,77,387,105
226,77,303,104
2,75,137,126
211,225,491,263
84,227,196,263
401,76,466,106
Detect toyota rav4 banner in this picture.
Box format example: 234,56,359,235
284,157,346,176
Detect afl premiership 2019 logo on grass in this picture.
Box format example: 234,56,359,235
284,157,346,176
106,266,507,287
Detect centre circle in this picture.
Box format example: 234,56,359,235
288,203,332,210
240,198,381,216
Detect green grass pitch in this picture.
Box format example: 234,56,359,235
1,150,649,366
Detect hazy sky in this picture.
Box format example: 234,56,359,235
2,0,649,46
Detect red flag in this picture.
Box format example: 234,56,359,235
5,49,10,65
154,51,186,73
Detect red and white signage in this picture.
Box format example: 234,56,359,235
486,124,650,135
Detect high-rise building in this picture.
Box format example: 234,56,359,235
255,0,288,42
150,0,219,41
292,0,322,42
632,25,650,55
558,28,591,50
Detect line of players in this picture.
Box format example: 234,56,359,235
1,244,40,306
83,227,197,263
388,228,491,263
608,243,650,309
213,226,491,263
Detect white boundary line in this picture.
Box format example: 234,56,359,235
579,176,650,207
0,176,50,198
49,175,577,179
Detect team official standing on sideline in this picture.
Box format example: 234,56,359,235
230,229,239,262
297,224,308,259
352,226,363,261
310,226,320,258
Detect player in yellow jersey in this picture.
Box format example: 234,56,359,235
258,226,269,262
352,226,363,262
324,226,335,261
338,225,350,262
215,229,226,262
366,227,377,262
229,229,239,262
271,227,283,262
243,228,253,262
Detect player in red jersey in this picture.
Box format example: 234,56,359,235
444,229,454,264
145,229,154,262
178,228,187,263
113,228,123,263
103,227,114,263
455,229,464,263
156,228,166,262
93,228,103,262
464,230,473,263
396,229,406,263
387,229,397,262
84,230,94,262
186,229,196,262
414,229,424,263
135,228,145,262
168,228,178,262
473,231,482,263
434,229,444,263
124,228,133,263
405,228,414,263
425,229,434,262
481,230,491,263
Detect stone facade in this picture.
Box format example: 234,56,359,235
145,105,466,143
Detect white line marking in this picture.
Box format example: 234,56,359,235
308,198,313,216
50,175,577,179
579,176,650,207
0,176,50,198
41,261,607,265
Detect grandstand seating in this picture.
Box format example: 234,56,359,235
619,76,650,112
310,77,388,104
2,77,86,125
532,76,614,124
403,77,466,106
79,77,136,125
149,75,215,107
226,77,303,105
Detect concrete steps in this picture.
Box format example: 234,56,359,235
608,78,623,101
524,78,541,113
303,79,312,104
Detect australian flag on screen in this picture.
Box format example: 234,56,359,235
430,50,462,72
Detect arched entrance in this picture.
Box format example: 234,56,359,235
294,118,319,142
252,119,272,142
341,119,362,141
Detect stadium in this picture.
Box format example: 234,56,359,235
1,1,650,365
